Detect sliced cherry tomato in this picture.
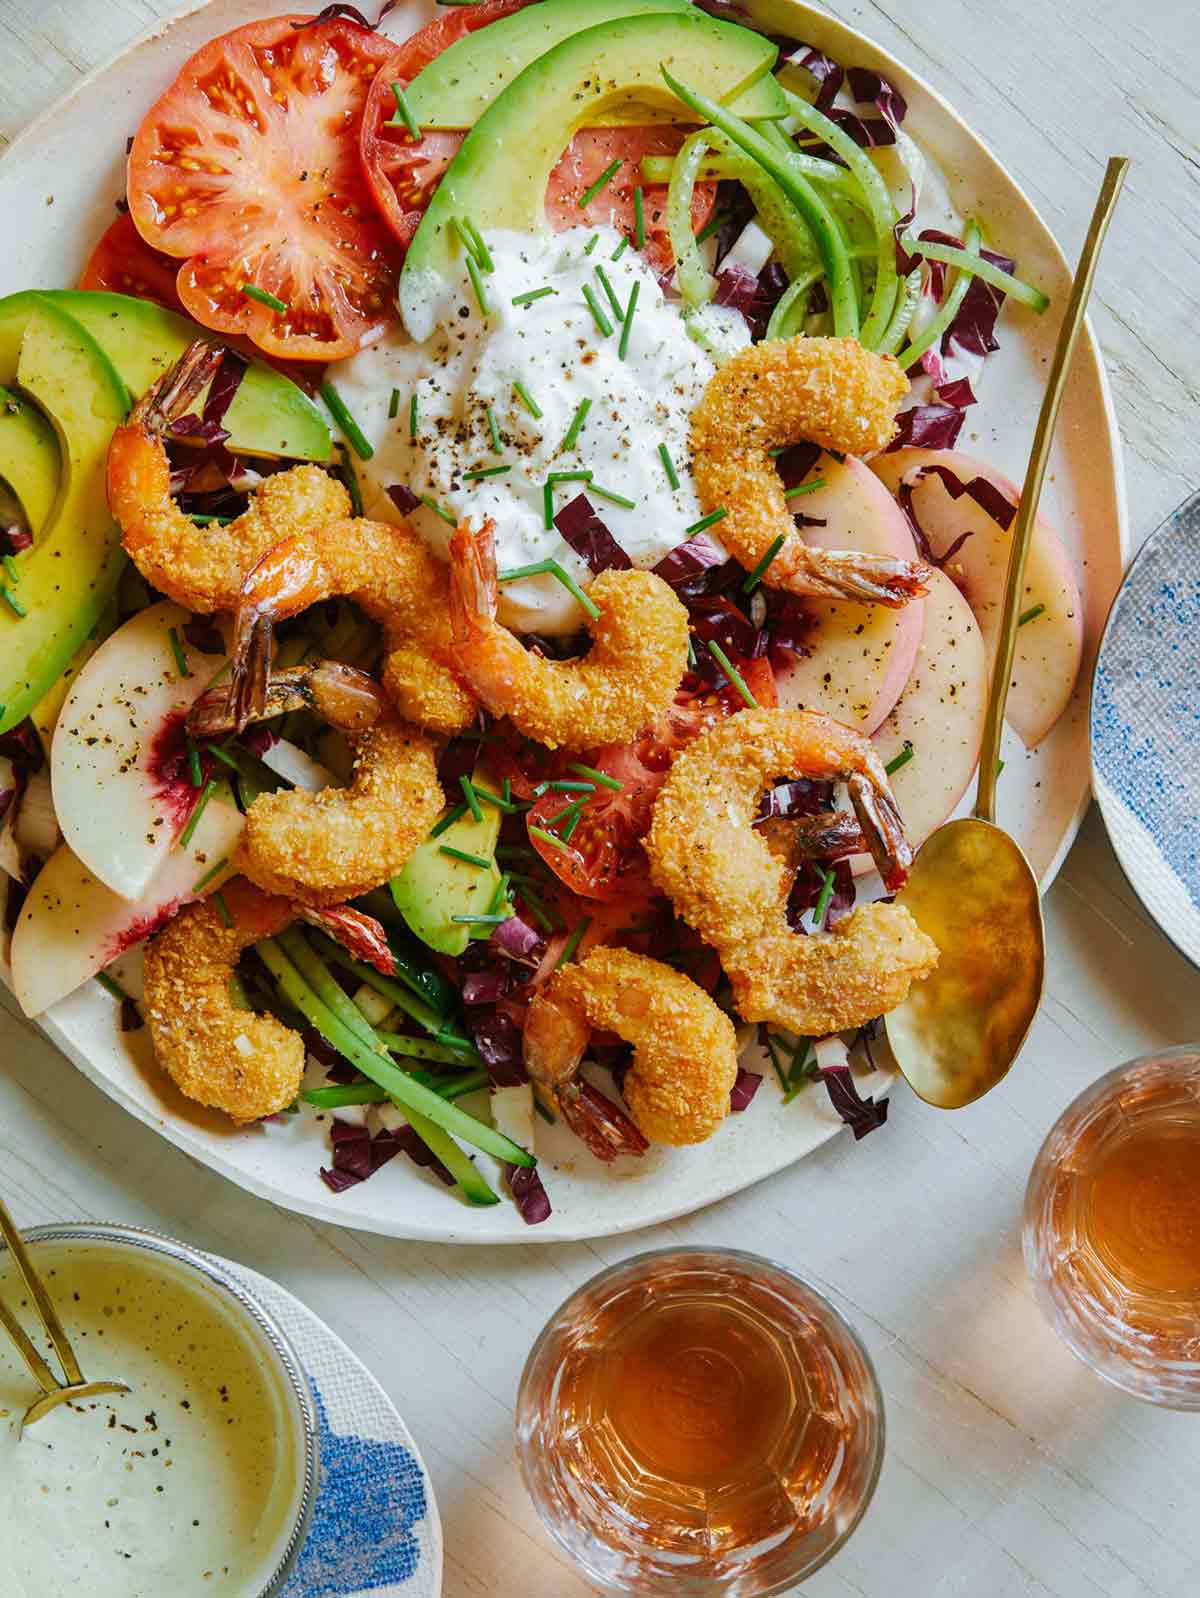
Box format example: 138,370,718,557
127,15,399,361
80,214,184,312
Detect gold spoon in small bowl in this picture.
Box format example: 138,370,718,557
885,156,1129,1110
0,1197,130,1435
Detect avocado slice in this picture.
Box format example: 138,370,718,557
0,289,330,463
392,763,510,956
400,10,782,333
0,300,128,735
0,385,60,537
404,0,786,129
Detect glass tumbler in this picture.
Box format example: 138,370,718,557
1023,1046,1200,1407
515,1247,884,1596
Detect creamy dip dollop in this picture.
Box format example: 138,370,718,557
335,226,744,633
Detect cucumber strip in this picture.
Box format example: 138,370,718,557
668,130,719,306
354,889,455,1014
256,938,534,1167
779,88,899,348
661,69,859,338
897,221,982,370
764,267,823,340
316,936,450,1039
641,145,853,189
403,1106,500,1207
901,228,1050,313
277,927,377,1048
876,268,923,356
303,1069,488,1110
709,132,821,282
376,1031,484,1066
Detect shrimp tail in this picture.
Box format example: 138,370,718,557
448,518,499,644
790,546,932,606
847,771,913,890
132,339,224,435
299,904,396,976
188,661,387,738
791,810,868,860
230,612,273,732
556,1079,650,1163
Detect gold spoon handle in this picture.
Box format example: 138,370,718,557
975,156,1129,824
0,1197,85,1388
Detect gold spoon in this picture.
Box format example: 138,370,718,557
885,156,1129,1110
0,1198,130,1434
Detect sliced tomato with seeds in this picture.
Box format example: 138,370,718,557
80,214,185,312
127,15,399,361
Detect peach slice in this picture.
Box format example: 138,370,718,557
773,455,925,734
869,449,1083,747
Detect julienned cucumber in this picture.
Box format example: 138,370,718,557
257,938,535,1169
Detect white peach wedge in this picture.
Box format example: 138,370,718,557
773,454,925,734
869,449,1083,747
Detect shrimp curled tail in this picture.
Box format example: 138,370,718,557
106,341,351,614
646,707,939,1037
448,520,690,751
524,947,739,1150
690,335,930,607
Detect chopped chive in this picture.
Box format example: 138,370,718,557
1018,603,1046,626
241,283,288,314
167,625,191,678
530,825,573,856
686,634,697,668
419,493,457,526
556,916,592,967
498,559,600,619
581,283,614,337
610,235,629,261
409,392,419,441
567,762,623,791
388,81,420,138
502,778,512,804
438,844,491,869
472,783,517,814
0,556,17,585
192,855,229,894
588,481,636,510
430,802,468,839
530,782,550,797
178,779,217,849
633,185,646,248
657,443,680,490
513,379,542,419
459,774,484,822
485,404,501,452
450,912,511,926
320,382,374,461
560,397,592,451
885,744,914,776
464,251,492,316
189,513,233,526
463,463,511,480
696,208,732,244
542,479,555,531
548,779,596,793
594,263,624,322
741,533,786,594
561,808,584,844
548,469,592,485
185,735,203,788
545,799,585,828
205,743,241,773
212,889,233,927
584,233,599,256
578,158,622,208
684,507,727,536
0,585,27,619
514,882,557,933
512,285,556,307
618,280,640,360
334,442,362,520
706,640,758,708
784,478,826,499
388,387,400,419
811,867,837,930
454,215,493,273
96,971,130,1004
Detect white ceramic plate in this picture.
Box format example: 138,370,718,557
0,0,1126,1241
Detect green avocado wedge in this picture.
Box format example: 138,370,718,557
0,300,128,735
399,10,782,335
404,0,787,129
0,290,330,462
392,763,509,956
0,385,60,536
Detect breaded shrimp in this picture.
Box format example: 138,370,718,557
447,520,690,750
106,341,350,613
646,707,939,1036
524,947,739,1151
229,521,474,736
690,335,929,606
142,880,393,1123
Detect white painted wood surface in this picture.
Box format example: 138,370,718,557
1,2,1199,1593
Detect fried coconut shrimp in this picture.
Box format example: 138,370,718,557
106,341,350,613
143,880,393,1123
646,707,939,1037
448,520,689,750
229,519,474,736
525,947,740,1154
690,335,929,606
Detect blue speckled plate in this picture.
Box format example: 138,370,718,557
1091,493,1200,969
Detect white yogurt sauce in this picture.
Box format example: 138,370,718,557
336,226,736,634
0,1241,305,1597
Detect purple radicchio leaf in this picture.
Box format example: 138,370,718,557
786,858,856,932
490,915,543,963
201,350,247,429
554,494,631,574
461,968,509,1007
469,1008,527,1087
708,179,757,273
653,532,727,587
936,377,977,409
886,403,966,453
774,440,824,492
730,1067,762,1112
946,249,1016,358
181,617,225,655
846,66,908,134
818,1065,889,1140
784,45,845,113
686,593,765,662
756,778,836,820
0,719,44,774
507,1163,552,1225
293,5,377,31
387,483,421,516
379,1126,456,1186
168,414,232,449
2,523,33,556
895,463,1016,569
714,261,789,340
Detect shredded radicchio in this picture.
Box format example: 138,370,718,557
715,261,789,340
818,1065,889,1140
2,523,33,556
507,1163,552,1225
293,4,377,30
554,494,631,574
0,719,43,773
181,617,225,655
653,531,727,587
708,179,757,272
387,483,421,516
887,403,966,453
468,1008,527,1087
785,46,844,113
320,1120,455,1193
730,1067,762,1111
757,778,835,820
947,250,1016,358
897,462,1016,567
490,915,543,963
201,350,247,429
461,968,508,1006
786,858,856,932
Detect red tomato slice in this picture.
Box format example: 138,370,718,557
79,214,185,312
127,15,399,361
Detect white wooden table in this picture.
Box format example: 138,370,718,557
2,2,1200,1593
